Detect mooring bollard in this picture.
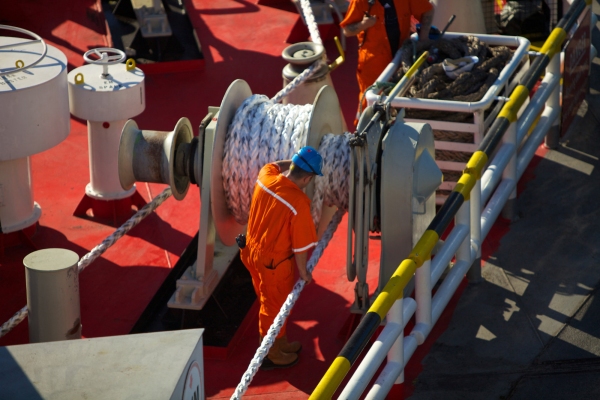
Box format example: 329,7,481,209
24,248,82,343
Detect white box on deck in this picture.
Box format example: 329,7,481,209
0,329,205,400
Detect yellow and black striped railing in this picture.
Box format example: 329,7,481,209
310,0,590,398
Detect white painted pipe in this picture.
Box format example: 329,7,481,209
367,244,478,400
432,256,474,324
516,72,561,145
481,143,515,206
387,299,405,386
481,70,559,206
415,259,432,334
366,330,420,399
0,157,41,233
87,119,136,199
481,179,515,241
501,121,518,219
483,109,560,234
455,199,471,274
468,180,482,281
24,248,82,343
517,107,560,180
431,223,468,286
544,51,562,148
339,298,416,400
366,360,403,400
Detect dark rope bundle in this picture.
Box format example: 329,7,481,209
393,36,513,122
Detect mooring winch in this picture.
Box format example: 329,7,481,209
118,78,346,310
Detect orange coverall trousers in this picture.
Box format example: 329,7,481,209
241,246,295,339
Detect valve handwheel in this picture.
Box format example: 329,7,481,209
83,47,127,76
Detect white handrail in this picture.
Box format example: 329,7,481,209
337,6,588,398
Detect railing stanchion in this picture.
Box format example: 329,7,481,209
415,259,432,335
501,121,518,220
467,180,482,282
544,51,562,149
456,199,472,273
387,298,404,384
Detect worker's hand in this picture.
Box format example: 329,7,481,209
300,270,313,285
361,14,376,30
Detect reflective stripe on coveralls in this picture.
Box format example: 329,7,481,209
241,163,318,338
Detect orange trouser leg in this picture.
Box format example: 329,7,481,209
241,247,261,298
241,247,295,339
355,49,392,125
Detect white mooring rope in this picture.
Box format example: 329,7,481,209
222,95,352,229
0,187,173,339
231,209,345,400
299,0,323,45
77,187,173,273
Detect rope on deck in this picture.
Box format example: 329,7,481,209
0,187,173,339
230,209,345,400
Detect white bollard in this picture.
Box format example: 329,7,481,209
24,248,82,343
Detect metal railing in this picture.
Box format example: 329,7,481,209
310,0,592,398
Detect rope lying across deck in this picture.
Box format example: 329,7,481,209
0,188,173,339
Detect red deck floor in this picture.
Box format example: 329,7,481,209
0,1,545,398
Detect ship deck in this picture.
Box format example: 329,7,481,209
1,0,599,399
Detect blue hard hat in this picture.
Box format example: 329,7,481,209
292,146,323,176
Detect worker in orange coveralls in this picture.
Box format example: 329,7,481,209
240,146,323,370
340,0,435,125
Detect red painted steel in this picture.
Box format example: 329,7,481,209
0,0,546,398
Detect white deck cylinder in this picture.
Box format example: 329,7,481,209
0,158,40,233
24,248,82,343
0,37,70,160
0,32,70,232
68,56,145,198
86,119,136,199
431,0,487,34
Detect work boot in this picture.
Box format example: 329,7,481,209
260,337,299,371
259,335,302,354
279,335,302,354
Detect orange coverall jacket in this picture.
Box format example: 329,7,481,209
340,0,433,114
240,163,318,338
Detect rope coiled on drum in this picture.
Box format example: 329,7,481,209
222,95,352,227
